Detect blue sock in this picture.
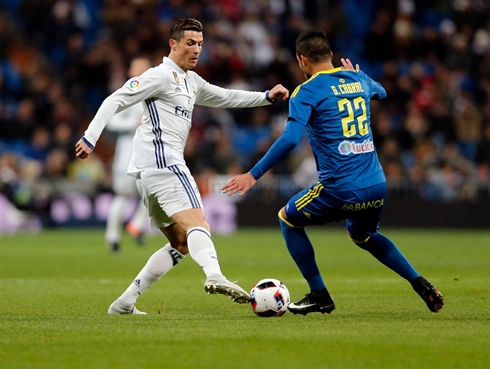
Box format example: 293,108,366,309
279,217,326,292
355,233,420,283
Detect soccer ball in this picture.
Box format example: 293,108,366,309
250,278,290,317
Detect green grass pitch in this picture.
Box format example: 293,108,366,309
0,227,489,368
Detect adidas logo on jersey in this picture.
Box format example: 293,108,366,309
175,86,182,92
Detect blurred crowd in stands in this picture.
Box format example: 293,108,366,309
1,0,490,227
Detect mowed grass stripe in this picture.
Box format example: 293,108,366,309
0,228,489,369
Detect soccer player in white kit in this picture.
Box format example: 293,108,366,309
105,58,151,252
75,18,289,314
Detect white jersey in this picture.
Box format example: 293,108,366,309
106,104,143,175
83,57,273,177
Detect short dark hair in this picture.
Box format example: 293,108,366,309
296,28,331,63
170,18,203,41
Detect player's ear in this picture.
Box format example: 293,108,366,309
169,39,177,51
300,55,308,67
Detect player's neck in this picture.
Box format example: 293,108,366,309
168,54,189,73
307,61,335,77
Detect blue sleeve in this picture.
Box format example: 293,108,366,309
249,89,312,180
249,121,306,180
287,86,313,126
359,71,386,100
368,76,386,100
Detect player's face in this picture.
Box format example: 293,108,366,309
171,31,203,71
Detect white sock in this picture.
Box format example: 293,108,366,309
186,227,222,278
105,196,127,243
129,200,147,232
119,243,185,304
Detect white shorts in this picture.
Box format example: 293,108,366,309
136,165,203,230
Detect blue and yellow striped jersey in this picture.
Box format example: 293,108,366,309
289,68,387,191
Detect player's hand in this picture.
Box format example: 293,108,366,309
340,58,359,72
268,84,289,101
75,138,93,159
222,172,257,196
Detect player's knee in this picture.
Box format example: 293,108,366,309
202,221,211,232
278,208,287,221
189,217,210,233
347,231,371,245
278,208,303,229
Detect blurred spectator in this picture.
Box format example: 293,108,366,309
0,0,489,232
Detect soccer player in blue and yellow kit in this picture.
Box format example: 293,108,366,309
223,28,444,315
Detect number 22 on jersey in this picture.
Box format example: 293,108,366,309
338,97,368,138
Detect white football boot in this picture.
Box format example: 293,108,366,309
108,298,147,315
204,274,250,304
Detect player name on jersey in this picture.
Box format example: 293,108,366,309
331,82,365,95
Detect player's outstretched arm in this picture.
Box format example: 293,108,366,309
222,120,305,197
195,75,289,108
222,172,257,197
77,67,163,157
268,84,289,101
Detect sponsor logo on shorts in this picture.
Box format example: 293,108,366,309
338,139,374,156
341,198,384,211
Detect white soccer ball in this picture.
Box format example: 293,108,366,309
250,278,290,317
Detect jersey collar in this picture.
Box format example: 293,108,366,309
311,67,343,78
163,57,187,77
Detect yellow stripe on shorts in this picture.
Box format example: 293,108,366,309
295,182,323,209
297,184,324,210
295,182,320,207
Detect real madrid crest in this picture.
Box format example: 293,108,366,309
173,71,179,84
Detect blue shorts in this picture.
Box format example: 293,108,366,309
283,182,387,240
